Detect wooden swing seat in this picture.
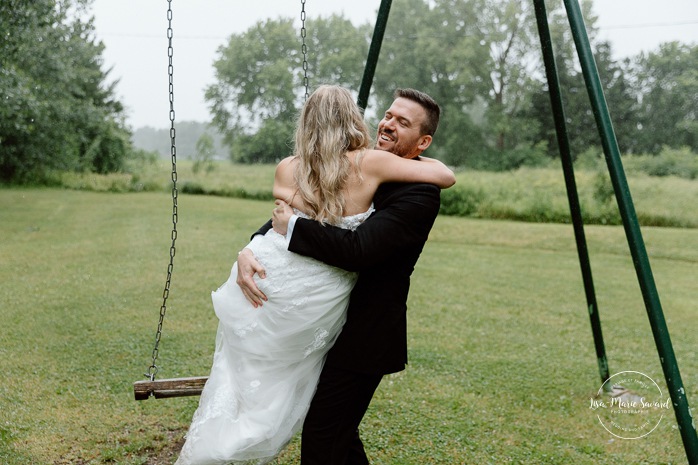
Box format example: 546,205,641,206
134,376,209,400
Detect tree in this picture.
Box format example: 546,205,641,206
521,0,639,161
475,0,540,152
193,132,216,174
0,0,132,182
630,42,698,154
372,0,494,166
206,16,368,163
305,15,372,90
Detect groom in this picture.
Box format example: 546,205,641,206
237,88,442,464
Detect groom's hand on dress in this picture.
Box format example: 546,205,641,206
236,248,267,308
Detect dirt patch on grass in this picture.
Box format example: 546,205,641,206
145,429,186,464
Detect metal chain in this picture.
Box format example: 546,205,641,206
300,0,309,100
146,0,178,381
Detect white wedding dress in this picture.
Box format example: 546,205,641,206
175,206,374,465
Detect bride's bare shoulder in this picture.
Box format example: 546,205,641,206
354,149,389,164
361,149,391,158
275,156,296,178
276,156,297,169
274,157,298,202
356,149,398,173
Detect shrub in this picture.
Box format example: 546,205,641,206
623,146,698,179
440,185,484,216
575,147,604,170
592,171,615,205
180,182,206,195
498,142,550,171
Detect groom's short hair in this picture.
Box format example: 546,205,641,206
394,88,440,137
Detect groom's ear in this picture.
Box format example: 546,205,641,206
417,135,432,152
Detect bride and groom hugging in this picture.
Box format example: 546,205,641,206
175,86,455,465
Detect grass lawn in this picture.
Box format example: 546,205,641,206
0,188,696,464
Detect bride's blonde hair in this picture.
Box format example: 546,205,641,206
293,85,372,225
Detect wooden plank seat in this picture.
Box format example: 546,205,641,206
133,376,209,400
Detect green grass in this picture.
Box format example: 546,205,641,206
0,188,696,464
48,159,698,228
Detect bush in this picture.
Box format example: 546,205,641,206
439,185,485,216
592,171,615,205
623,146,698,179
497,142,550,171
180,181,207,195
575,147,604,170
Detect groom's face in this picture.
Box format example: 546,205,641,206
375,97,432,159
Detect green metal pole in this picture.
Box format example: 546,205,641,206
563,0,698,461
532,0,610,389
357,0,392,111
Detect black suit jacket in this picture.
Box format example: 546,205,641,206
263,182,441,375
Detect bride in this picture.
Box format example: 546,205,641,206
175,85,455,465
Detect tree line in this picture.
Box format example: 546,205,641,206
132,122,227,160
206,0,697,168
1,0,696,184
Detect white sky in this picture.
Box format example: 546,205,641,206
90,0,698,129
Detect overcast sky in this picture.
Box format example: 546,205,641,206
90,0,698,129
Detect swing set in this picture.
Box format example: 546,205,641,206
131,1,697,462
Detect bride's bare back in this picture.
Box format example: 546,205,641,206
273,149,455,219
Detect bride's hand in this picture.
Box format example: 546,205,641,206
272,200,294,235
236,248,267,308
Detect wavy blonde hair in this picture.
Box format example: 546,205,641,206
293,85,372,225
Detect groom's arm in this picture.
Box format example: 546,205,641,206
253,219,273,239
236,184,439,302
288,183,440,272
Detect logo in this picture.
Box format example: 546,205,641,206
589,371,671,439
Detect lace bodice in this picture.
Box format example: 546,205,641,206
294,204,375,231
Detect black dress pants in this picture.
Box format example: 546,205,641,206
300,365,383,465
